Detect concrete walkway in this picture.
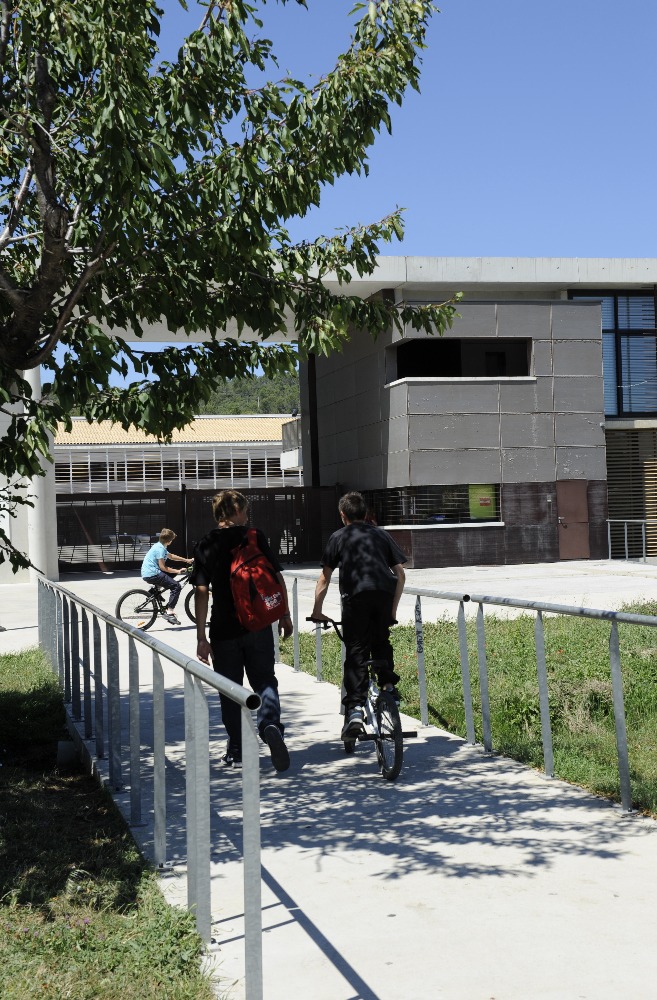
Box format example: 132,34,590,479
2,561,657,998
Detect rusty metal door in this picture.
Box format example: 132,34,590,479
556,480,590,559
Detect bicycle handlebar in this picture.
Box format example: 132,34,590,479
306,616,344,641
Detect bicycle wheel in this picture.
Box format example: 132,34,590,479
375,691,403,781
184,587,196,624
115,589,158,630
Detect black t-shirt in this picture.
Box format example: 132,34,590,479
320,521,407,599
191,525,282,640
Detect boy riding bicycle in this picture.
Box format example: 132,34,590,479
311,491,407,740
140,528,193,625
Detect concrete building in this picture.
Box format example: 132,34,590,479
299,257,657,567
54,415,301,494
6,257,657,580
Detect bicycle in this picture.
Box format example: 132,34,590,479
306,616,416,781
115,567,200,630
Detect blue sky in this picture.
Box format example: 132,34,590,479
157,0,657,258
74,0,656,390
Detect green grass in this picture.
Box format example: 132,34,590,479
281,602,657,816
0,648,214,1000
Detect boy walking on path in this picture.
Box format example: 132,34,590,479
311,491,407,740
140,528,193,625
191,490,293,771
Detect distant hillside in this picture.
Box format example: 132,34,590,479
197,372,300,415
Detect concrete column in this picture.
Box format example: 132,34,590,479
24,368,59,582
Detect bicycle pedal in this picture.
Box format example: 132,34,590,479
356,733,376,742
401,731,418,739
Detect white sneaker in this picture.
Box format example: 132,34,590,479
341,708,365,740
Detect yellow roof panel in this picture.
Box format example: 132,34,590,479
55,416,288,446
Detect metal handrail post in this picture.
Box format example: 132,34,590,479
93,616,104,758
272,621,280,662
128,636,142,826
476,604,492,752
624,521,628,560
315,622,322,682
607,519,612,559
153,650,167,867
457,600,476,744
292,577,299,672
242,707,263,1000
533,611,554,778
106,623,122,790
184,672,198,918
414,597,429,727
63,596,71,703
37,580,44,653
185,673,211,941
70,602,81,720
609,622,632,811
82,609,92,739
642,521,647,562
56,593,64,689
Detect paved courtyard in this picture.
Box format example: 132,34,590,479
2,559,657,998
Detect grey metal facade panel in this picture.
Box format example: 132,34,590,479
499,377,554,413
556,447,608,480
332,429,359,463
500,413,555,449
552,341,604,378
408,413,500,450
384,450,411,488
407,382,500,414
357,422,383,459
501,447,557,483
496,301,552,339
552,376,605,413
554,413,606,447
447,302,497,338
352,388,383,427
387,382,409,419
550,301,602,340
386,415,410,453
410,449,502,486
532,341,554,376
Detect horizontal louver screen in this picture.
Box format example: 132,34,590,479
605,428,657,557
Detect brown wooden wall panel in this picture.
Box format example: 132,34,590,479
500,483,555,526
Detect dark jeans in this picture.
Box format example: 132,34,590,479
341,590,400,712
210,626,283,752
143,572,181,609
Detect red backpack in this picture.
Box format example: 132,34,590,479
230,529,286,631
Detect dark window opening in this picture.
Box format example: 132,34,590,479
395,338,530,379
362,484,501,526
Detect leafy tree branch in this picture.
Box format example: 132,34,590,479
0,0,459,572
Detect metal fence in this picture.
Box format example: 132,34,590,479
36,577,266,1000
281,570,656,813
607,518,657,561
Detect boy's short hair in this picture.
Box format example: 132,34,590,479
338,491,367,522
212,490,248,523
159,528,176,545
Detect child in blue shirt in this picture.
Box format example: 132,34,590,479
141,528,193,625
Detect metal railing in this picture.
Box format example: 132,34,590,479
607,518,657,561
281,570,657,813
36,577,265,1000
